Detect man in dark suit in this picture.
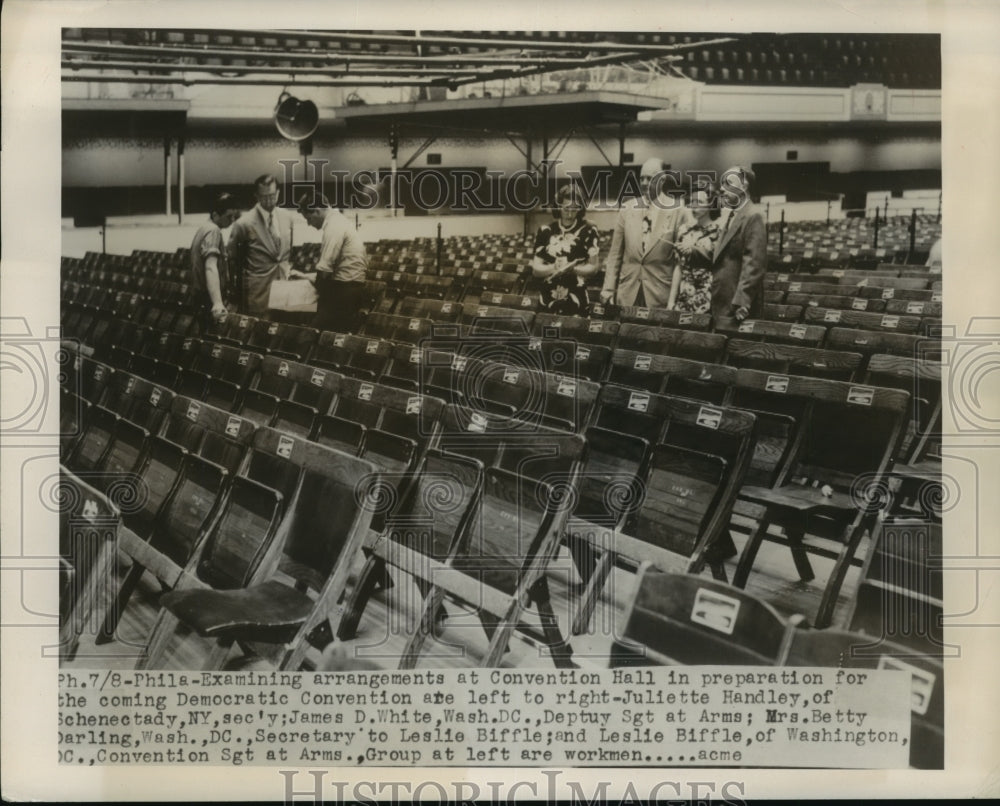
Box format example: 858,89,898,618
711,166,767,322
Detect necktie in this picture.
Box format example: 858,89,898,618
268,211,279,245
641,214,651,254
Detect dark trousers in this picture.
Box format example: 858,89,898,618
313,275,366,333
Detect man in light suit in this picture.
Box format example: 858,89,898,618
228,173,294,315
601,158,696,308
711,166,767,322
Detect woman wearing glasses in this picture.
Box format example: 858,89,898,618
530,184,599,315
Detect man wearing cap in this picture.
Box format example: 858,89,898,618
601,157,696,309
190,192,241,327
711,165,767,322
296,193,369,332
227,174,294,315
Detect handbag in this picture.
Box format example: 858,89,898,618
267,277,318,312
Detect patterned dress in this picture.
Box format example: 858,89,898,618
532,219,599,315
673,220,719,314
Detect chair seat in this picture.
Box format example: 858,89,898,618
159,580,313,643
739,484,854,514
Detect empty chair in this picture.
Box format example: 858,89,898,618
571,390,756,634
334,450,485,657
532,313,620,348
610,567,800,666
804,307,922,335
733,375,911,628
786,292,886,313
618,307,713,331
98,453,230,647
144,431,380,671
617,324,726,363
160,396,257,475
725,339,863,381
784,627,943,768
261,321,319,361
395,297,463,322
100,372,175,433
715,319,827,347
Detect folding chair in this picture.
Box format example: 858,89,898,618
160,396,257,475
617,324,726,363
826,328,932,365
865,353,942,464
733,377,911,627
617,307,713,331
716,319,827,348
334,450,484,663
760,303,804,322
784,627,943,768
609,566,800,667
571,390,756,634
804,307,922,335
533,313,620,348
101,373,175,433
261,321,319,361
97,453,230,646
725,339,863,382
145,432,380,671
398,464,579,668
786,293,886,313
395,297,463,322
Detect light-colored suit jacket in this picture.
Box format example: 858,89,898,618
603,195,696,308
228,205,294,314
711,202,767,319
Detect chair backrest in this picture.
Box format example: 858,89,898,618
613,567,796,666
316,415,366,456
826,327,926,361
725,338,863,381
617,324,726,363
532,313,620,348
804,307,922,335
777,375,910,490
102,372,175,432
574,426,651,527
360,312,434,344
191,340,262,387
783,627,943,768
395,297,463,322
786,293,885,312
336,376,444,448
263,321,319,361
124,436,187,540
461,304,534,335
194,475,287,590
608,350,737,402
717,319,827,347
864,353,942,461
618,307,713,331
161,396,256,473
251,429,380,593
628,396,755,554
384,449,484,561
147,454,228,567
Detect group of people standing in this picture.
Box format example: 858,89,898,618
530,158,767,322
190,174,369,331
191,161,766,335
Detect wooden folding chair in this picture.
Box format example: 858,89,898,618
725,339,863,381
784,627,943,768
733,376,911,627
610,566,800,666
144,431,379,671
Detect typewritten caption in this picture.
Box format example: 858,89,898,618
58,667,911,767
